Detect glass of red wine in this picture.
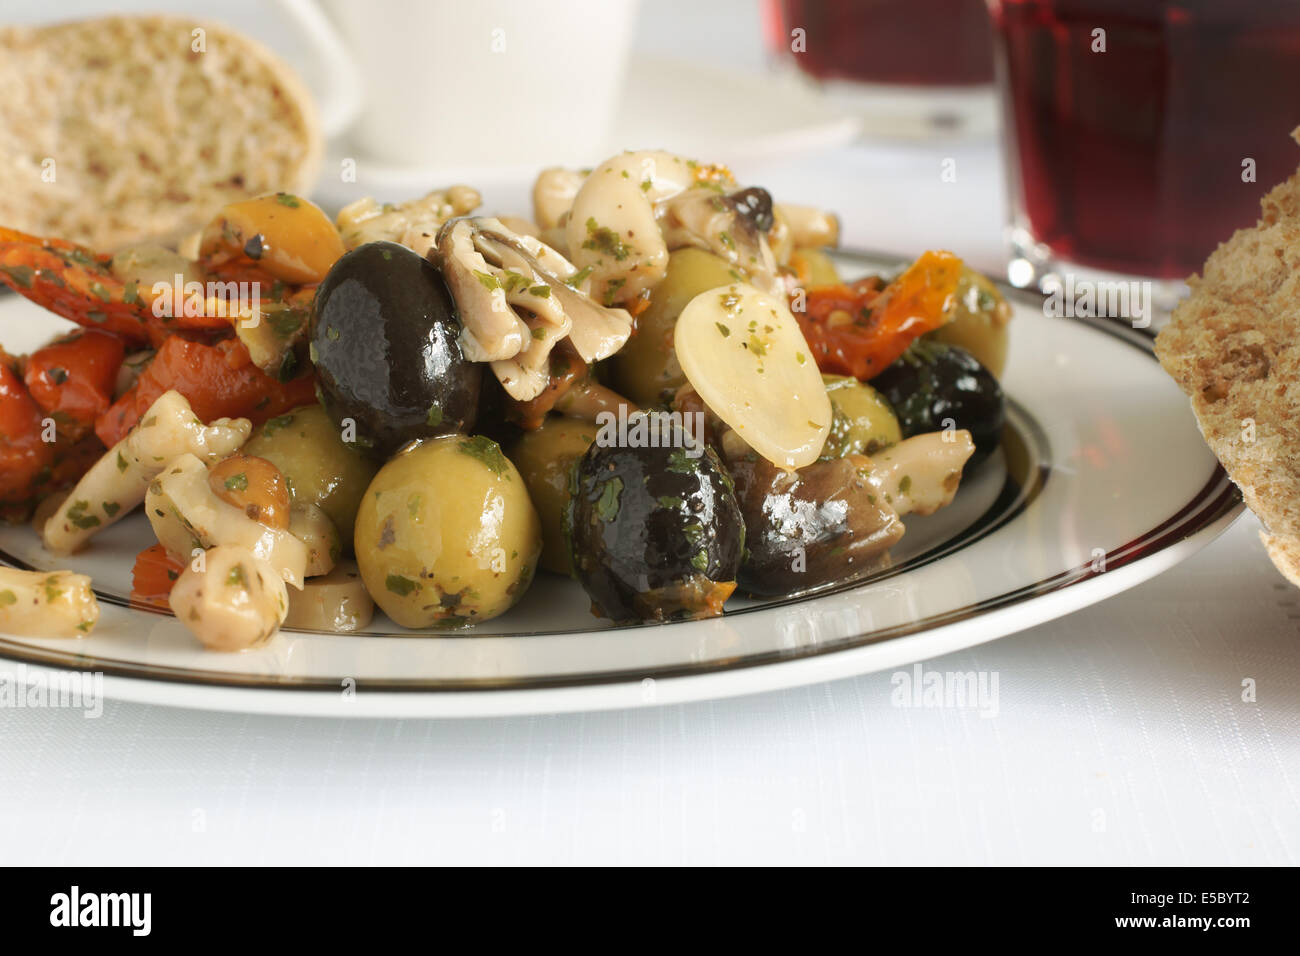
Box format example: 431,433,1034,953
765,0,998,138
991,0,1300,312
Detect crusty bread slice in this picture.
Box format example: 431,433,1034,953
1155,128,1300,585
0,15,321,251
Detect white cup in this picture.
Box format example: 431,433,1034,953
311,0,639,168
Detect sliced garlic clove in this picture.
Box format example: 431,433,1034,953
674,283,831,470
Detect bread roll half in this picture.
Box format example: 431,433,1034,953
0,14,322,251
1156,128,1300,586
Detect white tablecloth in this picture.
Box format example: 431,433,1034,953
2,1,1297,866
2,512,1297,865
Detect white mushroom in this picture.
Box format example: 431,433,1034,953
863,431,976,516
169,545,287,652
146,453,308,589
336,185,481,256
42,390,251,555
778,203,841,250
283,561,374,632
433,216,633,401
0,568,99,638
659,187,780,293
494,216,545,241
564,150,784,305
289,503,340,578
533,167,587,234
565,150,698,305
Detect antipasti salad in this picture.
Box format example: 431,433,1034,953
0,150,1010,650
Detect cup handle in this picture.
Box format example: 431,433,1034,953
273,0,363,140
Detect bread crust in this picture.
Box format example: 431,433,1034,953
0,15,321,251
1155,128,1300,585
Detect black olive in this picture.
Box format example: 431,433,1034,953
729,454,903,598
566,413,744,622
309,241,480,458
870,341,1004,470
729,186,775,233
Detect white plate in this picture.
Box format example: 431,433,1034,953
0,255,1241,717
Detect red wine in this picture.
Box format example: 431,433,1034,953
994,0,1300,278
769,0,995,87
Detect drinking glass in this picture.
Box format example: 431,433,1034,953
990,0,1300,311
766,0,998,138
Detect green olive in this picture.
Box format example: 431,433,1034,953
243,404,379,538
821,375,902,458
926,267,1011,378
508,417,596,576
353,434,541,628
608,248,739,406
792,247,841,286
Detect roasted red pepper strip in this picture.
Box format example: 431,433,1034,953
23,329,125,440
131,543,185,610
0,362,55,506
795,250,964,380
0,226,238,346
95,336,317,447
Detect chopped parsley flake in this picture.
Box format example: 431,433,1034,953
564,265,594,288
582,217,631,262
666,448,696,475
458,435,509,477
42,576,62,603
268,310,302,338
0,264,34,288
501,271,530,294
595,477,624,522
261,414,294,436
602,278,626,306
473,270,502,291
385,573,417,597
66,500,101,530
